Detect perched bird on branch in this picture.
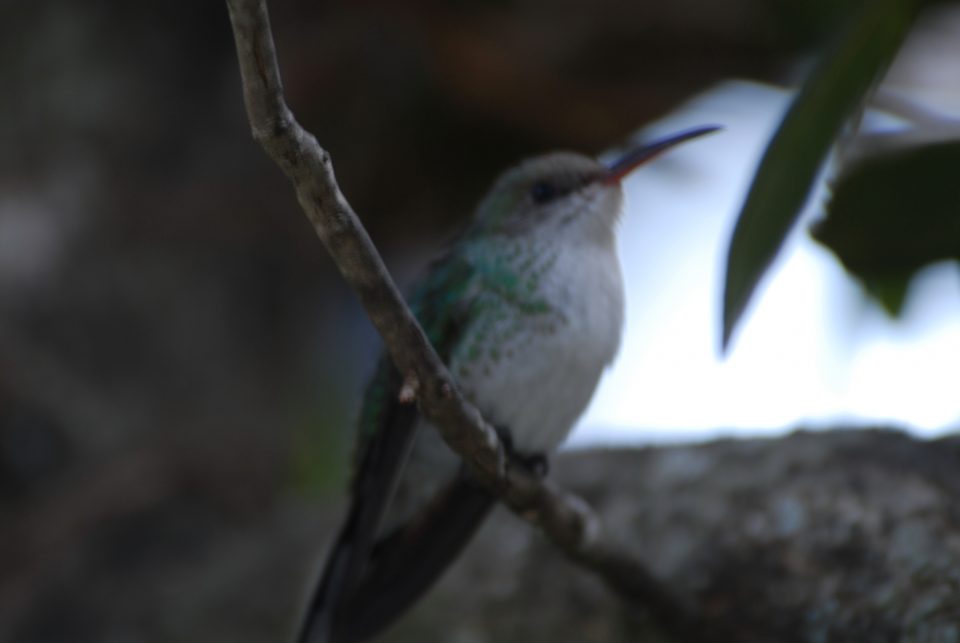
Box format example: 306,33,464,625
296,126,718,643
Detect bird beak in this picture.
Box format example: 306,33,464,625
601,124,722,184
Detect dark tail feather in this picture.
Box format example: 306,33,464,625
330,474,496,643
294,506,368,643
294,404,420,643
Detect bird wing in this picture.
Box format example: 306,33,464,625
295,247,496,643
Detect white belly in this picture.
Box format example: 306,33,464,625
454,241,624,454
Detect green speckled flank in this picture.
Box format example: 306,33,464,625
469,244,557,319
477,256,519,292
354,234,558,455
466,341,482,362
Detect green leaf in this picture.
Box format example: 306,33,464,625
812,138,960,315
721,0,922,350
864,276,912,317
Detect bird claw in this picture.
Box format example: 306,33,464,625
515,453,549,477
495,425,549,478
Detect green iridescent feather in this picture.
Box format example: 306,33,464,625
351,244,479,484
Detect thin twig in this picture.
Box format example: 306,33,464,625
224,0,700,635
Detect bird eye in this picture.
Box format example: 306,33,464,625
529,181,557,204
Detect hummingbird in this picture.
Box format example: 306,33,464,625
295,125,719,643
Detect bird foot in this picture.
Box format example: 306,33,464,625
495,425,549,478
515,453,549,477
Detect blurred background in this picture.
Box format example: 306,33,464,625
1,1,957,641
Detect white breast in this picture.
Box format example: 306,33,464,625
457,239,625,454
